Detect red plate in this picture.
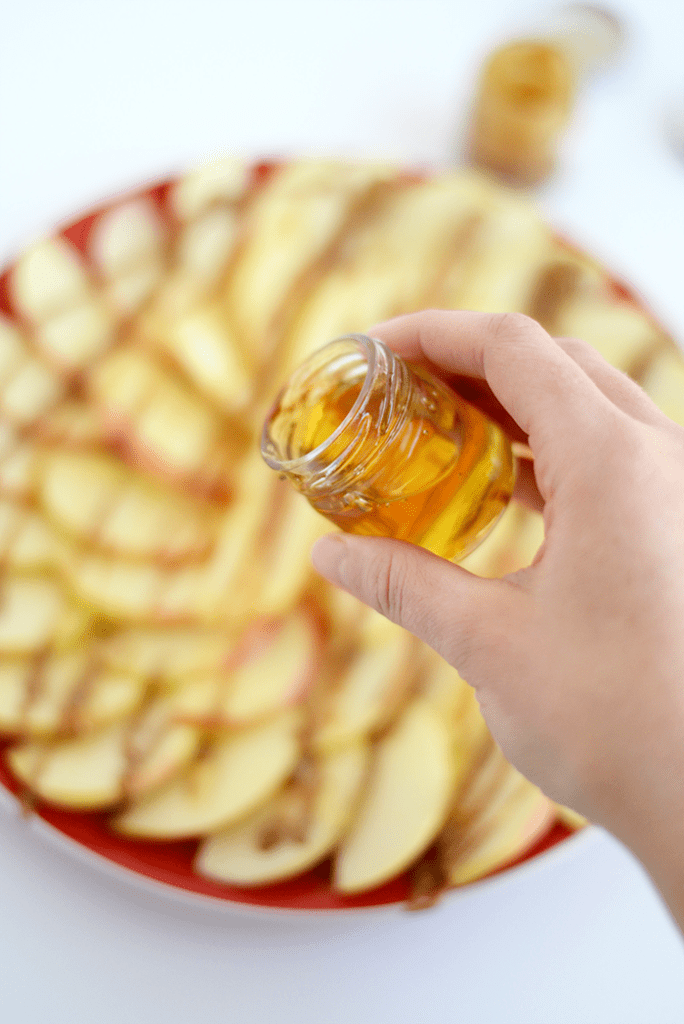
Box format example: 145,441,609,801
0,166,585,912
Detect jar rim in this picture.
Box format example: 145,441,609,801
260,333,382,474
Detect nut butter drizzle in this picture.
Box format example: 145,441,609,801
421,212,485,311
17,644,51,735
407,731,499,908
526,260,581,333
257,753,321,850
235,174,421,403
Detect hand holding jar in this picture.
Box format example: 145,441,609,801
310,310,684,932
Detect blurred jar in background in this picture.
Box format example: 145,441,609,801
467,4,624,186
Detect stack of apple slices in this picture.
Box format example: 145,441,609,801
5,155,675,906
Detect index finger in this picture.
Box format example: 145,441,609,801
370,310,616,486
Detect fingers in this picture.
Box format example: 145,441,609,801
369,311,634,499
371,310,607,434
311,532,523,673
555,336,667,426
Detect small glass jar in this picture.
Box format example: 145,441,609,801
260,334,515,562
466,8,623,186
467,39,576,185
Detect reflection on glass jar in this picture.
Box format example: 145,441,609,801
261,334,516,563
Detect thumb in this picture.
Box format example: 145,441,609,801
311,532,521,673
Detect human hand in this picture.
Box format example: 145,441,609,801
312,310,684,924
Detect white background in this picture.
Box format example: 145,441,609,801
1,0,684,1020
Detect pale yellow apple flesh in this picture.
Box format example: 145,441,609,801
334,698,456,894
196,740,370,885
113,709,303,839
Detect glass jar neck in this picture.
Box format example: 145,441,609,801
261,334,414,508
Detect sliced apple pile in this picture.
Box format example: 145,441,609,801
171,607,322,727
4,157,673,906
0,650,145,737
37,446,218,565
444,757,555,888
113,708,303,838
9,236,116,369
196,740,370,885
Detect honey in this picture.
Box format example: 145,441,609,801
466,8,624,186
261,335,515,562
467,40,575,185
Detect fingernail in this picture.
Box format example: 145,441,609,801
311,533,349,584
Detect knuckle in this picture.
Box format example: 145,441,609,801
486,311,539,341
368,545,411,625
556,334,591,360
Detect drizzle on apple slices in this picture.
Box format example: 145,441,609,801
112,708,304,839
6,696,203,810
0,650,145,738
37,446,218,565
171,609,321,728
196,740,370,885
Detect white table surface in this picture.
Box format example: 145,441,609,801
1,1,684,1020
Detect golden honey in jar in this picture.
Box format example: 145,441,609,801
260,334,515,562
467,39,576,185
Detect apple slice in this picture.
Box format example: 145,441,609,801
9,236,92,323
90,199,167,280
0,349,62,426
556,289,665,374
248,487,332,620
322,584,371,640
196,740,370,885
89,199,167,317
0,316,27,377
6,694,202,808
121,693,203,798
171,157,250,222
90,342,242,501
419,653,472,727
0,497,58,571
37,447,217,564
174,207,240,290
445,766,555,887
419,654,494,799
333,697,455,893
0,575,65,654
7,720,130,808
34,299,116,371
113,708,303,839
0,426,42,499
448,184,552,315
106,262,166,317
0,650,145,737
99,622,240,682
154,300,252,416
173,609,321,726
57,550,173,624
312,621,418,753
